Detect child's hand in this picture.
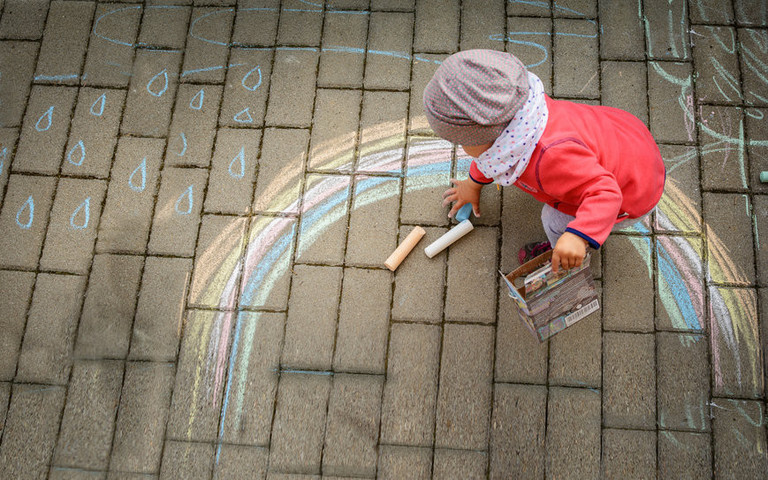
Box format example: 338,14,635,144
442,178,483,218
552,232,588,273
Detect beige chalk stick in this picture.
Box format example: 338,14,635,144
385,226,427,271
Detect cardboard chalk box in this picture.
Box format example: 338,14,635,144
501,250,600,342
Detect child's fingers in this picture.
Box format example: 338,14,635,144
442,188,456,199
472,201,481,217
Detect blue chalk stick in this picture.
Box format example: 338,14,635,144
455,203,473,222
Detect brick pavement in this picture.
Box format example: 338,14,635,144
0,1,766,479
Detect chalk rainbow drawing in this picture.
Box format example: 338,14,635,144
82,0,765,452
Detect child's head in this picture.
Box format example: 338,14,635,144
423,50,530,147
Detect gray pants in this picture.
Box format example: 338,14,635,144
541,204,652,246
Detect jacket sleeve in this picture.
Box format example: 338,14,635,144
469,160,494,184
537,141,622,248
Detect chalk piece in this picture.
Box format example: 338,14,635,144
455,203,472,222
385,226,426,271
761,171,768,183
424,220,473,258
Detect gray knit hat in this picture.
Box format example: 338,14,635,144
423,50,530,146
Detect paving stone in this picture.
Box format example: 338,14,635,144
62,88,126,179
380,323,440,446
657,332,710,432
345,176,400,267
700,106,749,191
377,446,432,480
0,175,57,269
364,12,413,90
495,287,548,384
15,274,86,384
167,85,223,168
50,469,106,480
433,449,486,480
545,386,601,479
253,128,306,214
693,26,742,105
555,0,596,17
0,41,38,127
371,0,413,10
740,28,768,107
219,48,273,128
181,7,233,83
96,137,164,254
459,0,504,51
147,167,208,257
548,283,602,388
204,128,260,214
747,107,768,194
601,429,656,479
648,61,696,144
603,332,656,429
690,0,734,23
212,445,268,480
435,324,493,450
656,236,706,332
34,1,95,85
308,89,361,172
408,54,444,135
282,265,342,370
658,430,712,479
761,288,768,400
506,17,553,94
81,3,141,88
218,312,283,446
0,127,17,199
53,360,123,470
0,381,7,434
358,91,408,174
709,286,763,398
0,271,34,381
167,309,230,442
734,0,768,25
322,373,383,477
601,61,648,124
603,235,654,331
654,145,702,234
0,384,66,480
333,268,390,373
39,178,107,274
391,226,446,323
266,474,319,480
756,196,768,284
444,226,498,323
330,0,369,9
401,138,451,225
110,362,174,473
75,254,144,359
704,193,756,285
130,257,192,361
231,3,279,46
264,49,318,128
489,383,546,479
277,0,323,46
107,472,155,480
413,0,458,53
159,441,214,480
712,398,768,477
317,11,368,88
553,18,599,98
188,215,248,308
13,85,78,174
137,5,191,49
269,373,331,474
294,174,350,264
643,0,689,60
598,0,644,60
0,0,48,40
121,50,182,137
238,215,297,310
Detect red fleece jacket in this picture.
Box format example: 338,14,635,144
470,96,666,248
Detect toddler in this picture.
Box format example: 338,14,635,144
423,50,665,273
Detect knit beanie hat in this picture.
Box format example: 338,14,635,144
423,50,530,146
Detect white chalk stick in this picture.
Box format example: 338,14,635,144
384,226,426,271
424,220,473,258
